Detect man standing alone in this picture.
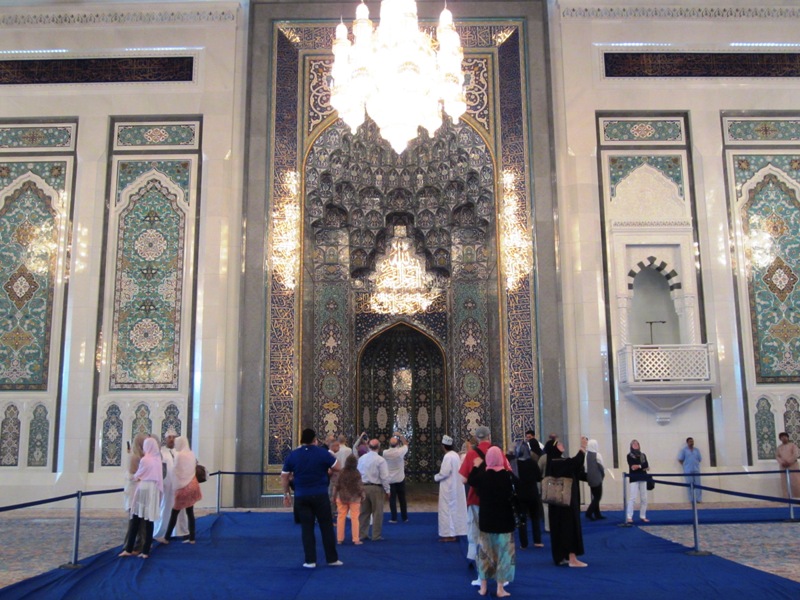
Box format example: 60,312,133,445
282,428,343,568
677,437,702,504
383,432,409,523
358,438,390,541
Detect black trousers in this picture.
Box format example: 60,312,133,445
517,496,542,547
295,493,338,564
586,484,603,519
124,516,154,555
389,480,407,521
165,505,196,541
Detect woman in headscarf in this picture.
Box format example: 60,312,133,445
585,439,606,520
122,433,148,552
546,436,588,567
119,437,163,558
467,445,515,598
513,438,543,549
626,439,650,524
161,436,202,543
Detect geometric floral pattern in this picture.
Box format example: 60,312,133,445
115,160,192,205
160,402,181,439
0,126,73,149
755,396,777,460
26,403,48,467
738,169,800,382
116,124,198,148
109,175,186,389
0,179,58,389
608,154,684,198
602,118,684,143
784,396,800,444
727,119,800,143
131,403,152,439
101,403,123,467
0,403,20,466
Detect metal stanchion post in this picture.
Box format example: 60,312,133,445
216,472,222,514
686,481,711,556
619,473,631,527
60,491,84,569
785,469,798,522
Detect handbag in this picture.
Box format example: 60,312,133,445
541,475,572,506
646,474,655,491
508,473,527,528
195,463,208,483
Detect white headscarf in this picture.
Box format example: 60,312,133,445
173,436,197,489
587,438,604,467
135,438,164,493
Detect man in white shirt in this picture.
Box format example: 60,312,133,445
154,429,188,542
357,439,390,541
383,432,409,523
334,434,352,466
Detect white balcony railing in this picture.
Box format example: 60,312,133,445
618,344,717,424
619,344,712,383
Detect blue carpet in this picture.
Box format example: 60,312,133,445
2,511,798,599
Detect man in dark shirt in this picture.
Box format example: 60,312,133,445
525,429,544,458
282,428,342,568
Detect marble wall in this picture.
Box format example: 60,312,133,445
0,2,244,507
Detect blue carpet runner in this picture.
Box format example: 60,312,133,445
2,510,798,599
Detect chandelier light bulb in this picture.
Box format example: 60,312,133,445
330,0,467,153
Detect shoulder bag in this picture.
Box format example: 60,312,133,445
195,463,208,483
541,475,572,506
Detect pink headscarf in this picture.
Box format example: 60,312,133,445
134,438,164,493
485,446,506,471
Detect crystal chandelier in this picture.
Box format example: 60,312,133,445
330,0,466,154
271,171,301,290
500,170,533,291
370,225,442,314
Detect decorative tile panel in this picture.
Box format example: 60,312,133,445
114,122,200,151
101,403,123,467
735,164,800,382
600,117,685,145
0,124,76,152
0,56,194,85
725,117,800,145
0,403,20,466
608,155,685,198
498,29,537,441
452,284,490,440
0,173,61,389
131,402,152,438
784,396,800,442
26,403,48,467
160,402,181,438
114,160,192,204
755,396,777,460
604,52,800,79
109,173,186,389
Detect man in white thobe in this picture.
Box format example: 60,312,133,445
434,434,467,541
154,429,188,541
